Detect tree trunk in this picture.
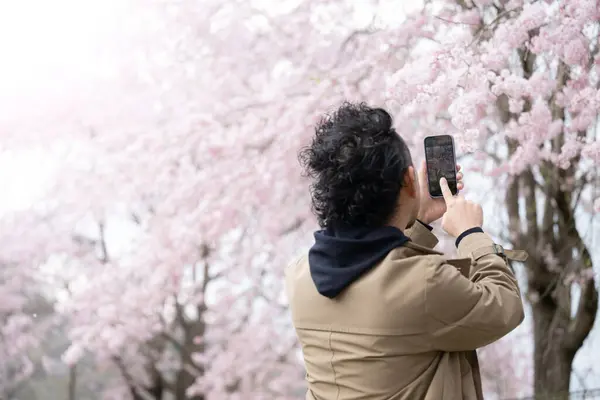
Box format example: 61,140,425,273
68,364,77,400
459,2,598,398
505,162,597,399
531,301,574,400
508,182,598,399
174,313,206,400
499,49,598,397
174,244,211,400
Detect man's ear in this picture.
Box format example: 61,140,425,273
404,166,418,198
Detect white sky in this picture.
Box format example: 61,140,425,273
0,149,56,214
0,0,134,213
0,0,128,94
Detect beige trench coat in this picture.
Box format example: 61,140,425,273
286,222,527,400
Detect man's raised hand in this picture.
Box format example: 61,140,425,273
416,160,464,224
440,177,483,238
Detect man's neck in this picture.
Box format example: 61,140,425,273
387,213,414,232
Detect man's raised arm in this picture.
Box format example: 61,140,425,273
424,178,526,351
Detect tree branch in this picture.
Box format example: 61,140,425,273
163,330,204,375
523,168,538,241
162,331,184,354
98,221,109,264
200,243,211,295
174,299,188,329
565,274,598,354
279,217,304,235
112,356,146,400
505,174,522,239
470,6,523,46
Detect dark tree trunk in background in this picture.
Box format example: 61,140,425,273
531,301,574,399
68,364,77,400
505,158,598,400
449,0,600,395
173,301,206,400
172,244,211,400
498,48,598,398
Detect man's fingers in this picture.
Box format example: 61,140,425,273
440,177,454,203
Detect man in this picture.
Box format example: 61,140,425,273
287,102,527,399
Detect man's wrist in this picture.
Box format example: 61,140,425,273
455,227,484,247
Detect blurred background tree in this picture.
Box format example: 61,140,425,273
0,0,598,399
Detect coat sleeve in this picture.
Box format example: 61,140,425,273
405,220,439,249
425,232,525,351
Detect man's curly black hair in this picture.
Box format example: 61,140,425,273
299,102,413,229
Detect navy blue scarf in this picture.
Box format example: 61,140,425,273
308,224,410,298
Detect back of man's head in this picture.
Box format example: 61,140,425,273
299,102,413,229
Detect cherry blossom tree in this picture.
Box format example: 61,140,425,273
0,264,37,398
387,0,599,398
50,2,458,398
0,258,56,399
1,0,431,398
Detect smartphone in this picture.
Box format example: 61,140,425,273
424,135,458,198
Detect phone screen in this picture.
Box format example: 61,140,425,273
424,135,458,198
